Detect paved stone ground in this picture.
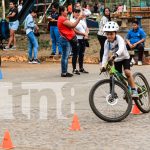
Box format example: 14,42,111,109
0,63,150,150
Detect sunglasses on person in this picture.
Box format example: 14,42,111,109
74,10,81,13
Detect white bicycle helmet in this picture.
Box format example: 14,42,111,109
103,21,119,32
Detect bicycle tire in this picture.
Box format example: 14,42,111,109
89,79,132,122
133,72,150,113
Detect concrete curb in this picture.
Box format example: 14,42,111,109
0,55,100,64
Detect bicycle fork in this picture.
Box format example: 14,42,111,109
109,76,116,99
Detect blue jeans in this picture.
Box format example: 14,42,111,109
27,32,39,59
50,26,62,54
59,36,70,74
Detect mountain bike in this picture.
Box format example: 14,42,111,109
89,61,150,122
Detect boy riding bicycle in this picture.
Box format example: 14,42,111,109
101,21,139,98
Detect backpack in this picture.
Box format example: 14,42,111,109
0,19,10,40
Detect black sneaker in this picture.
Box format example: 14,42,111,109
61,72,73,77
51,52,56,55
32,59,41,64
79,68,89,73
28,59,33,64
72,69,80,75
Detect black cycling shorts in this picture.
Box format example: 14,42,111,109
114,59,130,73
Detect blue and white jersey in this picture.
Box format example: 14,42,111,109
102,35,130,67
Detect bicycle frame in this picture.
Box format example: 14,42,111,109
102,62,148,98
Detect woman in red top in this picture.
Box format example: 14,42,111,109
58,6,83,77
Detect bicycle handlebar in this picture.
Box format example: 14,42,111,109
100,60,114,75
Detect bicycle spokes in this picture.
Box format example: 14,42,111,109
133,72,150,113
89,79,132,122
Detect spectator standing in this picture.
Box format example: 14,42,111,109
57,6,83,77
117,4,123,13
70,8,89,74
4,1,19,50
24,9,40,64
75,2,81,9
97,8,111,64
125,21,146,66
49,3,62,55
70,2,92,20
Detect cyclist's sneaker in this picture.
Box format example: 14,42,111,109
72,69,80,75
132,90,139,98
32,59,41,64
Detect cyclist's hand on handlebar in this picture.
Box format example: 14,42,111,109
109,53,118,61
108,53,118,65
100,67,106,73
108,59,113,66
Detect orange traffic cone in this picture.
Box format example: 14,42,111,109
0,130,15,149
69,114,80,131
132,104,141,115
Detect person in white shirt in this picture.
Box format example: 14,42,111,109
18,0,23,12
101,21,139,98
97,7,111,64
70,8,89,74
69,2,91,21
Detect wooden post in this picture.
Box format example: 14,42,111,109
44,0,46,23
2,0,5,19
36,0,38,10
104,0,106,8
129,0,132,17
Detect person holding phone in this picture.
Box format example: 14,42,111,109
58,6,84,77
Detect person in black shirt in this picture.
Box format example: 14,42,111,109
4,1,19,50
48,3,62,55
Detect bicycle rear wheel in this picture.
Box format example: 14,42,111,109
133,72,150,113
89,79,132,122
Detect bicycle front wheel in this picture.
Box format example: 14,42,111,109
89,79,132,122
133,72,150,113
